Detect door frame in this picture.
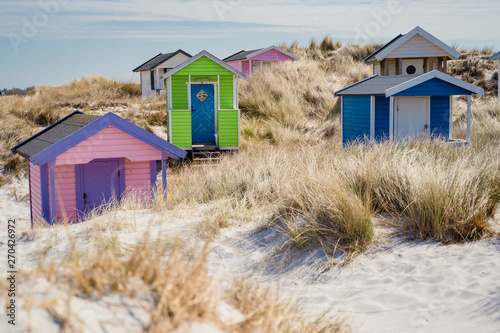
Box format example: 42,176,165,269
395,96,430,139
75,158,125,221
188,78,219,145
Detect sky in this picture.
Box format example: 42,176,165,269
0,0,499,89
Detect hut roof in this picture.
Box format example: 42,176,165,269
223,49,263,62
489,52,500,61
132,49,192,72
335,71,484,97
364,26,461,63
12,112,99,159
223,45,299,62
12,111,187,164
161,50,246,80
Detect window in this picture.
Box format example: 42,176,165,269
406,65,416,75
150,70,155,90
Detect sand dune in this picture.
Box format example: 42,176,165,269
1,181,499,332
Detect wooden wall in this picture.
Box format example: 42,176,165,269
48,164,77,223
28,161,44,223
56,126,162,165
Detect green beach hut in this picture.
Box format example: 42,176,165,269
161,51,246,152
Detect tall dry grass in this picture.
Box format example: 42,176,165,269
230,280,346,333
169,138,499,246
0,76,165,180
21,226,346,332
239,42,379,147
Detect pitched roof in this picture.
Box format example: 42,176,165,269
335,75,413,96
489,52,500,61
12,112,187,163
223,45,299,62
364,26,461,63
364,34,403,63
335,71,484,97
223,49,262,62
132,49,192,72
385,70,484,96
161,50,246,80
11,111,99,159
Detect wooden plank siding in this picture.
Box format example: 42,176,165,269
172,75,189,110
29,161,44,223
157,53,190,69
48,164,77,223
170,111,192,148
56,126,162,165
241,61,250,75
393,78,474,96
386,34,451,59
250,49,296,61
219,75,234,109
375,96,391,141
430,96,450,138
218,110,239,147
342,96,371,145
124,159,151,198
175,56,234,76
226,61,240,71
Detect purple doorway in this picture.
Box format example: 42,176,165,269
79,159,123,216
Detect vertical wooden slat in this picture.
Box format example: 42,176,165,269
49,162,56,224
466,95,472,142
449,96,453,139
389,97,395,141
370,96,375,140
161,159,167,201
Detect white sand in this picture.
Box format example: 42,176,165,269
0,180,499,332
208,221,500,333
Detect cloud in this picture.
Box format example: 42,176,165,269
1,0,499,46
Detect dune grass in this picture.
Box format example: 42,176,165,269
1,41,499,252
18,221,346,333
0,76,166,180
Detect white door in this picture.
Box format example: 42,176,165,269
396,97,430,140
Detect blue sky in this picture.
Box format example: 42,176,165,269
1,0,499,89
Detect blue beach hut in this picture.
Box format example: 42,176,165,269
335,27,484,145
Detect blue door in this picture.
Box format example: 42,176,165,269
82,159,121,215
191,84,216,144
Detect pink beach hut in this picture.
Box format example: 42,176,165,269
11,111,186,226
223,45,299,76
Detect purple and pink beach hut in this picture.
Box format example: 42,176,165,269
11,111,186,226
223,45,299,76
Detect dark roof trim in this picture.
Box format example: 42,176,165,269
132,49,192,72
364,34,403,63
11,110,85,156
132,53,162,72
489,52,500,61
24,112,186,165
334,75,378,96
222,50,247,62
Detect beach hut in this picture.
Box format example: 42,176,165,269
133,49,192,99
489,52,500,102
335,26,484,145
223,45,299,76
11,111,186,226
161,50,245,152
